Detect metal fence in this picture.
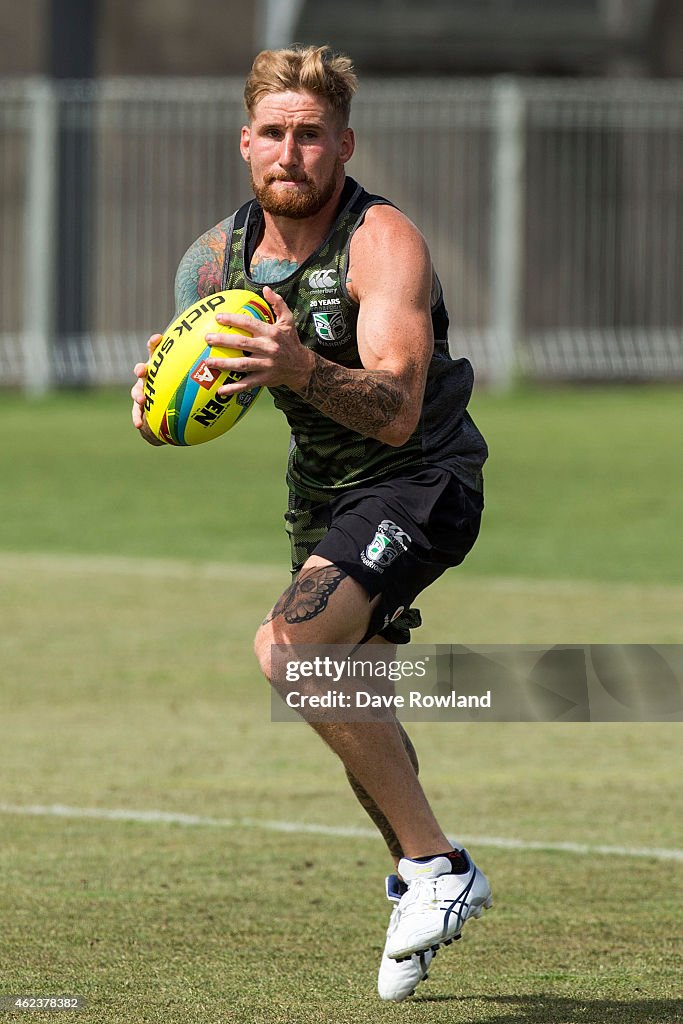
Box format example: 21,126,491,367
1,76,682,390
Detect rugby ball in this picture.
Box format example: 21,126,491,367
143,289,275,445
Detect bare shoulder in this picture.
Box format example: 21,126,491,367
173,215,234,315
347,204,431,303
352,204,429,258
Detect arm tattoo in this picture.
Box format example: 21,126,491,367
299,353,403,437
173,218,233,314
263,565,347,625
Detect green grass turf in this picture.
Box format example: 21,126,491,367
1,554,682,1023
0,384,682,583
0,387,682,1022
2,819,681,1024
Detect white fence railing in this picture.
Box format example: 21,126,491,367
1,76,682,390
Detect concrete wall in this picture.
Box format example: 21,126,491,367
0,0,257,77
1,0,682,78
1,0,48,74
97,0,256,76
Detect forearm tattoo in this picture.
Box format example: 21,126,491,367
299,353,403,437
263,565,347,625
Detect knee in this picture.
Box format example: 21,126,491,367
254,622,300,702
253,622,273,682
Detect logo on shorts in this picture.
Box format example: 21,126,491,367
361,521,412,573
382,605,406,630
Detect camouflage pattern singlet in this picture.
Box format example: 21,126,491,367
220,176,487,502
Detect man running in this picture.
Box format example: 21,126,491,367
131,44,491,1001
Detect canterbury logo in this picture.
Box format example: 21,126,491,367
308,269,337,289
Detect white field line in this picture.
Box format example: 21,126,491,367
1,802,682,863
1,550,683,600
2,553,681,863
0,551,284,585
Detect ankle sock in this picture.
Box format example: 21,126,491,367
413,848,469,874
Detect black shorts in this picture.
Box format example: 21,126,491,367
284,465,483,644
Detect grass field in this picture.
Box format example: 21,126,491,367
0,386,682,1023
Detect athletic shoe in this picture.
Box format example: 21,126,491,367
384,848,492,961
378,875,436,1001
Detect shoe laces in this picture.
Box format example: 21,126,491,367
398,877,440,916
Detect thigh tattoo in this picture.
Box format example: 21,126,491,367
263,565,348,625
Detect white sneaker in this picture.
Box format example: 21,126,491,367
378,875,436,1001
384,848,492,961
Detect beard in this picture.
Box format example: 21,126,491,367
250,165,340,219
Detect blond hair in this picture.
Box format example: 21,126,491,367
244,45,357,126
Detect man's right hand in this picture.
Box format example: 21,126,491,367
131,333,165,446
